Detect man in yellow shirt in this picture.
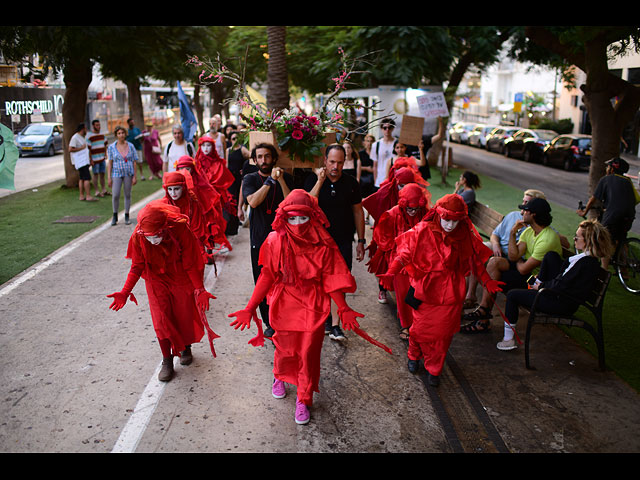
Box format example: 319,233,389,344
462,197,562,333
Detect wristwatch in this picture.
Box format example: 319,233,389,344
357,238,366,244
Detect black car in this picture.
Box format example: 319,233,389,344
542,134,592,171
504,129,558,162
486,126,520,153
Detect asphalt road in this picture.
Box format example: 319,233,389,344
447,142,640,235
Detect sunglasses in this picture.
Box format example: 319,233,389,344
381,126,394,130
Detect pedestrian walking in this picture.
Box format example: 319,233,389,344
107,200,218,382
379,193,503,386
141,122,163,180
228,189,364,425
107,126,138,226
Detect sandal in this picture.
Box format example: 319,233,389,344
460,318,491,334
462,305,492,322
463,298,478,309
399,328,410,341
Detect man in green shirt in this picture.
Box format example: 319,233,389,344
462,197,562,333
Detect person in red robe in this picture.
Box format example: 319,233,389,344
194,135,237,238
107,200,218,382
227,189,365,425
161,170,213,266
367,183,429,340
379,194,503,386
175,155,231,253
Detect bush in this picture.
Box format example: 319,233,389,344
534,118,574,134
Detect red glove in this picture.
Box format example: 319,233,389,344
338,306,364,331
484,278,505,294
195,289,216,311
377,259,403,290
107,291,138,311
228,308,255,331
107,269,140,311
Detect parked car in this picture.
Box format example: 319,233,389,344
486,126,520,153
468,124,499,148
449,122,476,144
16,122,64,157
504,129,558,162
542,134,592,171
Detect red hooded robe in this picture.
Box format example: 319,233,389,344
385,194,493,376
122,200,217,358
195,135,237,217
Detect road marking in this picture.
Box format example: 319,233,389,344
110,245,230,453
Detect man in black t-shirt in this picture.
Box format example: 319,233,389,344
577,157,639,268
242,143,293,336
304,143,366,341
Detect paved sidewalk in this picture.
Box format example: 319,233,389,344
0,191,639,452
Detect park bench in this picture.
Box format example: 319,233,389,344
468,201,610,370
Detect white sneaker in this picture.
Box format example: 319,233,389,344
378,291,388,304
496,338,517,351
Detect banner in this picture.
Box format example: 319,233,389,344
177,81,197,143
0,123,20,190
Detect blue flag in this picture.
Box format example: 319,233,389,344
177,81,197,143
0,123,20,190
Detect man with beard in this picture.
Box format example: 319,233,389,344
242,143,293,337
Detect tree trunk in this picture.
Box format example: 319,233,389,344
193,82,204,137
266,26,290,112
125,77,145,132
62,60,93,188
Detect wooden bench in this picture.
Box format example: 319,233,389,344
468,202,574,259
468,202,611,371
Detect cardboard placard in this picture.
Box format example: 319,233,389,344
399,115,424,146
416,92,449,119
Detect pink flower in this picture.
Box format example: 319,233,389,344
292,129,304,140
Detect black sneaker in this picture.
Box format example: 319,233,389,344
324,318,332,335
329,325,346,341
264,326,275,338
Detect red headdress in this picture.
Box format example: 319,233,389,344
363,166,430,222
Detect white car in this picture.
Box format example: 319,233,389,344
448,122,476,144
468,124,499,148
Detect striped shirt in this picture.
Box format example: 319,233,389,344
87,131,107,163
108,141,138,178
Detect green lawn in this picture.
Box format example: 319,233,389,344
1,166,638,392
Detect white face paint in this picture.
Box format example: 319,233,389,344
145,235,163,245
406,206,419,217
287,215,310,225
167,185,183,201
201,142,213,155
440,218,459,233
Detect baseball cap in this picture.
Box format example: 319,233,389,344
518,197,551,214
605,157,629,174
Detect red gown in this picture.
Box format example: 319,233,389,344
194,136,237,220
390,194,493,376
124,201,210,357
367,184,428,329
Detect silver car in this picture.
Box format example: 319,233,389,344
16,122,64,157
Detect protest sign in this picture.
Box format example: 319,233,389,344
416,92,449,119
399,115,424,146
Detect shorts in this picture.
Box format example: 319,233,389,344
135,149,144,163
91,161,106,174
78,165,92,181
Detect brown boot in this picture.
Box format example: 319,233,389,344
180,346,192,366
158,356,174,382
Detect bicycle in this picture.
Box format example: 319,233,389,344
578,201,640,294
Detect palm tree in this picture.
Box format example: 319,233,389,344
266,26,290,112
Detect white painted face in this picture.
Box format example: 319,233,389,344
167,185,183,201
201,142,213,156
287,215,310,225
440,218,459,233
145,235,163,245
406,206,419,217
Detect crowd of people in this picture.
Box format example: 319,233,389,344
97,114,637,426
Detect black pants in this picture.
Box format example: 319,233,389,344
251,242,270,328
504,251,574,324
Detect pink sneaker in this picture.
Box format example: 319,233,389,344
272,378,286,399
295,398,310,425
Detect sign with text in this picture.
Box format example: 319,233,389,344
399,115,424,146
416,92,449,119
